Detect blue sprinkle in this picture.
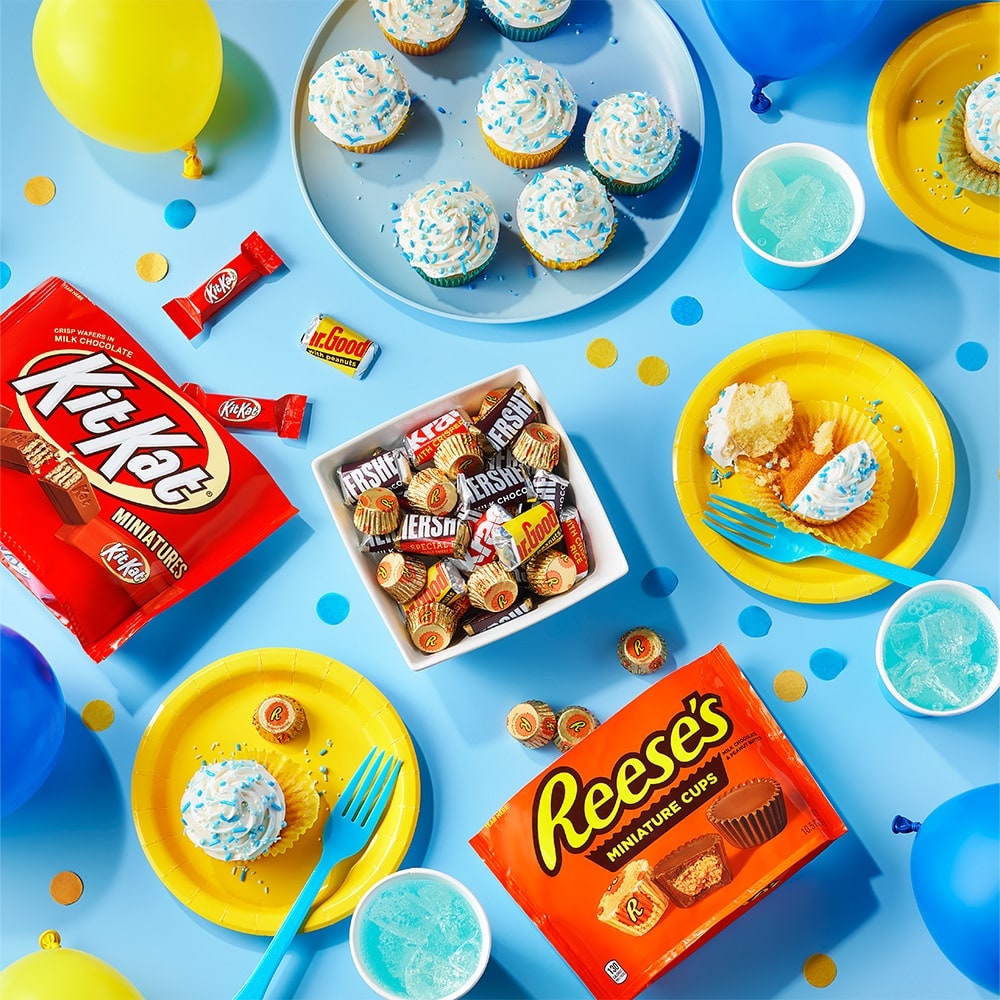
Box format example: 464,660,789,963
738,606,772,637
164,198,196,229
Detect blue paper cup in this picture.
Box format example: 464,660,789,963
875,580,1000,718
732,142,865,290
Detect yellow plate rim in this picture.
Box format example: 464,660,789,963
867,2,999,257
131,648,420,935
672,330,956,604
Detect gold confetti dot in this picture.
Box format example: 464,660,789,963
803,953,837,988
50,870,84,905
24,176,56,206
135,252,169,283
774,670,808,702
39,929,61,950
637,356,669,386
82,699,115,731
586,337,618,368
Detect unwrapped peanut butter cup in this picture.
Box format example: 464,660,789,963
651,833,732,907
706,777,787,849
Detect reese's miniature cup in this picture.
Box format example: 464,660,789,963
733,142,865,290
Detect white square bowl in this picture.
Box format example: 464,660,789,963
312,364,629,670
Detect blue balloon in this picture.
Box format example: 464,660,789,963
0,626,65,817
702,0,884,113
893,785,1000,993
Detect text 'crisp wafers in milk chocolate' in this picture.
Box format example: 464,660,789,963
470,645,846,998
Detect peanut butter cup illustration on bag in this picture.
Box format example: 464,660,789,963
651,833,733,908
596,858,668,937
706,777,787,849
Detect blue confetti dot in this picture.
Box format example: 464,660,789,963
642,567,678,598
164,199,196,229
316,592,350,625
738,605,771,637
956,341,988,372
810,647,846,680
0,261,10,289
670,295,703,326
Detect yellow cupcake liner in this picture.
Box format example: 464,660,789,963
522,218,618,272
240,746,321,857
480,124,566,169
740,400,894,549
377,16,464,57
938,84,1000,196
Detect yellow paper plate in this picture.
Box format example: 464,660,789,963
672,331,955,604
867,3,999,257
132,648,420,935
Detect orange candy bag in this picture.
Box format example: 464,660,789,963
470,645,846,998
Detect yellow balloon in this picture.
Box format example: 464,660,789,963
0,944,144,999
32,0,222,155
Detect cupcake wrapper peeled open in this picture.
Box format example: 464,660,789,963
740,399,894,550
939,84,1000,197
241,746,320,857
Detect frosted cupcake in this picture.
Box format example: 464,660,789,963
516,165,616,270
396,179,499,286
940,72,1000,197
482,0,572,41
368,0,467,56
477,56,577,169
179,752,319,862
584,91,682,195
307,49,410,153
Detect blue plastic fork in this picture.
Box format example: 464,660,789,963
233,747,403,1000
703,493,935,588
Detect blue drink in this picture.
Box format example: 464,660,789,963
354,873,486,1000
882,591,999,712
737,154,855,262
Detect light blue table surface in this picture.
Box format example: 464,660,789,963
2,1,998,998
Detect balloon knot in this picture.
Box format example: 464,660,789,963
181,142,203,180
891,814,921,834
750,84,771,116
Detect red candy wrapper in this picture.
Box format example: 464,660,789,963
180,383,307,440
1,277,297,661
162,231,283,339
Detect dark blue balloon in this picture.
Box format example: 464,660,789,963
894,785,1000,993
702,0,884,113
0,626,65,817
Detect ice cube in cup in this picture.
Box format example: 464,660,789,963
350,868,491,1000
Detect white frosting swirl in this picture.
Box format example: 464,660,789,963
180,759,286,863
964,73,1000,166
516,165,615,264
483,0,571,29
478,57,577,156
703,383,740,468
308,49,410,149
585,92,681,184
789,441,879,523
396,180,498,279
369,0,466,49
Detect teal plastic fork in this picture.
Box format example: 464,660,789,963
703,493,935,588
233,747,402,1000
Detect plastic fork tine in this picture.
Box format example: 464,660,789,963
702,513,770,554
708,493,780,527
705,502,774,543
350,753,394,825
361,757,402,831
338,746,379,818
